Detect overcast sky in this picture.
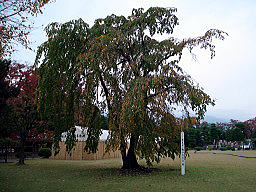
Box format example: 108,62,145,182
12,0,256,122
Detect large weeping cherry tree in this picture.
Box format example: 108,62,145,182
35,7,227,169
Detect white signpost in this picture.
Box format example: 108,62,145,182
181,131,185,176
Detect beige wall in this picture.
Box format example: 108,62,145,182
52,141,120,160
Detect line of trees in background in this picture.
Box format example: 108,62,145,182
185,118,256,150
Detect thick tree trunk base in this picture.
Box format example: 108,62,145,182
121,149,141,170
16,161,25,166
17,137,26,166
16,156,25,166
4,153,8,163
121,163,142,170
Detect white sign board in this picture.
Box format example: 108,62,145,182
181,131,185,176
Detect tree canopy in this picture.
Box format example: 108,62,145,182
35,7,227,169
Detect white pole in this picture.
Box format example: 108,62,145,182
181,131,185,176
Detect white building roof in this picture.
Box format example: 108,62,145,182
61,126,109,142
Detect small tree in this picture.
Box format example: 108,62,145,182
38,147,51,158
6,63,46,165
36,7,227,169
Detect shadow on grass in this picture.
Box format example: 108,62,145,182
0,161,15,164
212,152,256,159
62,165,178,180
105,167,177,177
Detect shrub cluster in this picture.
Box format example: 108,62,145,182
192,146,239,151
220,147,227,151
194,147,204,151
38,148,52,158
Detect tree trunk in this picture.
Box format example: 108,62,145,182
4,146,8,163
17,135,25,166
121,134,141,170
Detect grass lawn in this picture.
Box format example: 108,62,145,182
1,150,256,192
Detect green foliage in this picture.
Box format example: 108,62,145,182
0,59,20,137
185,122,225,148
38,148,52,158
194,146,204,151
226,123,245,142
209,123,222,143
185,127,202,148
35,7,227,167
220,147,227,151
0,60,19,108
226,145,232,150
186,120,255,151
35,19,93,153
100,115,108,130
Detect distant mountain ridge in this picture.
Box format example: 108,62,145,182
202,115,229,123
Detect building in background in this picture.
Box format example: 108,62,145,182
52,126,120,160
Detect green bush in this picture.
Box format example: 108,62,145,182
220,147,227,151
38,148,52,158
226,145,232,150
207,147,213,151
194,147,204,151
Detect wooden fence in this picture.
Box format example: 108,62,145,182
51,141,121,160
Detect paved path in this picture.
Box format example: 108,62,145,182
212,152,256,159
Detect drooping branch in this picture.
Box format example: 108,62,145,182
0,9,24,21
98,72,111,111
